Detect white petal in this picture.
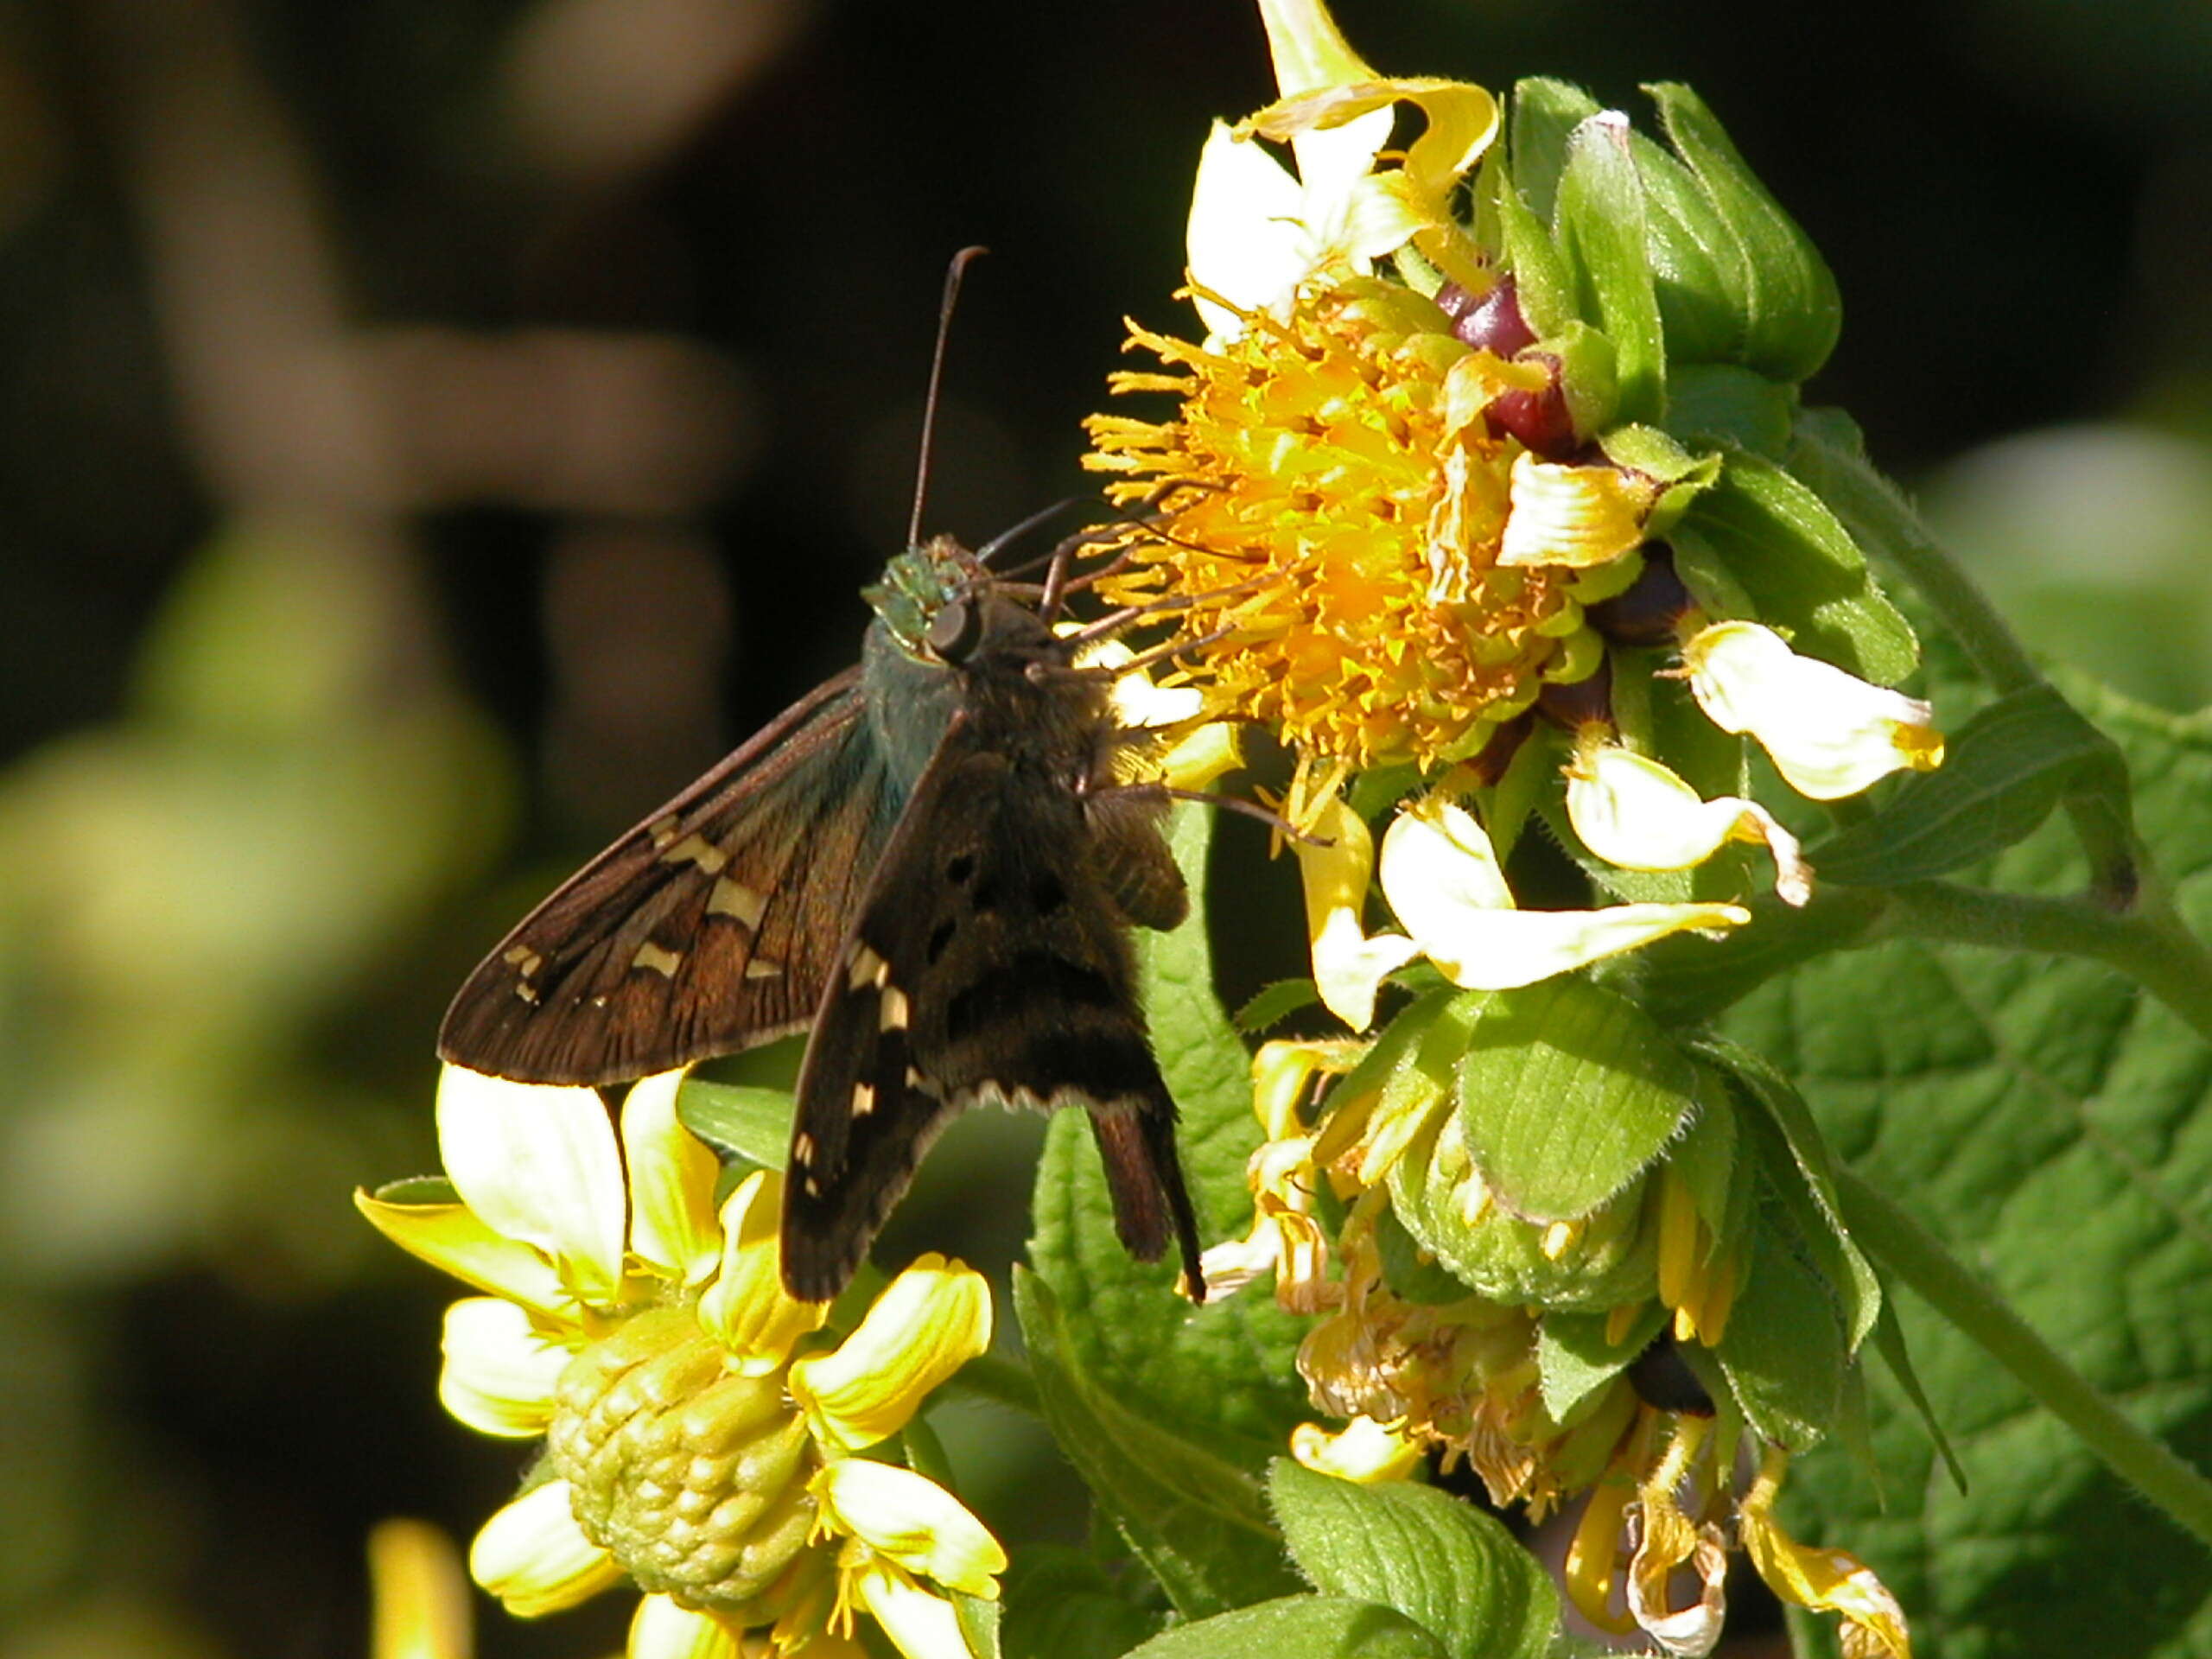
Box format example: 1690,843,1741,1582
1566,745,1812,906
854,1563,971,1659
620,1071,721,1285
1287,104,1397,264
1186,120,1308,334
435,1065,627,1305
436,1297,570,1438
1378,800,1749,988
467,1479,623,1618
1683,622,1942,800
629,1593,741,1659
1297,798,1418,1030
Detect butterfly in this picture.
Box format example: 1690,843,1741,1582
436,531,1209,1305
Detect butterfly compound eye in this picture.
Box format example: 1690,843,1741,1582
925,594,984,664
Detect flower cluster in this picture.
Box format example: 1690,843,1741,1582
1082,0,1935,1654
358,1067,1005,1659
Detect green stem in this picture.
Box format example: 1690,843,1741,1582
1794,430,2138,898
1886,880,2212,1046
950,1347,1043,1419
1838,1168,2212,1552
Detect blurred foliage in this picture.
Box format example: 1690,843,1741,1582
0,0,2207,1655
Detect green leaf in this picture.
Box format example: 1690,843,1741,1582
1713,1187,1849,1450
1723,675,2212,1651
1488,154,1575,341
1000,1548,1164,1659
1122,1595,1447,1659
1268,1462,1559,1659
1637,888,1885,1027
1671,450,1919,684
1236,978,1319,1034
1621,128,1745,368
1664,363,1796,457
1538,1303,1669,1423
1553,112,1666,426
1456,978,1700,1222
1506,78,1599,226
1810,683,2130,886
1013,1269,1299,1619
1643,83,1842,383
1029,807,1314,1466
1373,1203,1476,1306
675,1079,791,1169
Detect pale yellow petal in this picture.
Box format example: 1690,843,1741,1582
1683,621,1943,800
815,1462,1007,1596
367,1519,472,1659
1566,741,1811,906
629,1593,741,1659
354,1186,574,1319
1378,798,1748,988
436,1297,569,1438
696,1169,828,1370
1290,1416,1425,1483
435,1065,626,1305
790,1255,992,1452
621,1071,722,1286
1254,0,1375,96
1186,119,1308,334
467,1480,623,1618
851,1562,971,1659
1499,453,1656,569
1298,798,1420,1030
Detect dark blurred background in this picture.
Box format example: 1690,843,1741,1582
1,0,2208,1654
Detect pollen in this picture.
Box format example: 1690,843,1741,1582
1084,276,1611,825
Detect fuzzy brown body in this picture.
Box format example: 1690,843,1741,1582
438,537,1206,1303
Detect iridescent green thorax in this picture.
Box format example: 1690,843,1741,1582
863,534,983,656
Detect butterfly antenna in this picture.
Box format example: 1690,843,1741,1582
908,245,989,550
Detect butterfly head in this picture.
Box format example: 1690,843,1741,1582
864,536,989,659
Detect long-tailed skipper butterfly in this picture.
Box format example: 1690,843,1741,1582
438,255,1206,1305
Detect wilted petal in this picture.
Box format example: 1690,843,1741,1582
1566,741,1811,905
629,1593,741,1659
1254,0,1375,96
1741,1451,1911,1659
815,1462,1007,1597
1498,453,1657,569
1378,798,1749,989
790,1255,992,1452
1186,120,1308,334
696,1170,827,1370
1298,798,1419,1030
1683,621,1943,800
467,1479,623,1618
621,1071,722,1285
437,1296,570,1437
435,1065,626,1305
1290,1415,1424,1483
353,1185,574,1319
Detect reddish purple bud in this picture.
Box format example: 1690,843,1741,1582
1484,364,1577,459
1535,654,1614,731
1447,275,1537,357
1584,547,1697,646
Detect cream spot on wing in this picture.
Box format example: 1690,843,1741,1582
743,957,784,981
847,944,889,990
631,941,683,977
880,985,910,1031
590,995,608,1008
660,832,728,875
513,982,541,1005
793,1131,815,1165
501,944,543,977
708,876,767,928
647,813,682,849
905,1066,926,1089
853,1082,875,1116
804,1176,823,1196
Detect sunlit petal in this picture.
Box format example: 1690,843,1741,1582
1566,741,1811,905
1682,621,1943,800
1186,120,1308,334
790,1255,992,1452
1298,798,1419,1029
1290,1415,1425,1483
621,1071,723,1286
696,1170,828,1370
628,1593,742,1659
1498,453,1656,569
353,1186,575,1319
814,1462,1007,1597
467,1479,623,1618
367,1519,472,1659
1378,798,1748,988
435,1065,626,1305
850,1562,970,1659
437,1296,570,1437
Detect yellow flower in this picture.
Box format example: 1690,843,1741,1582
1682,620,1944,800
358,1066,1002,1659
1565,731,1813,906
1290,1414,1426,1483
